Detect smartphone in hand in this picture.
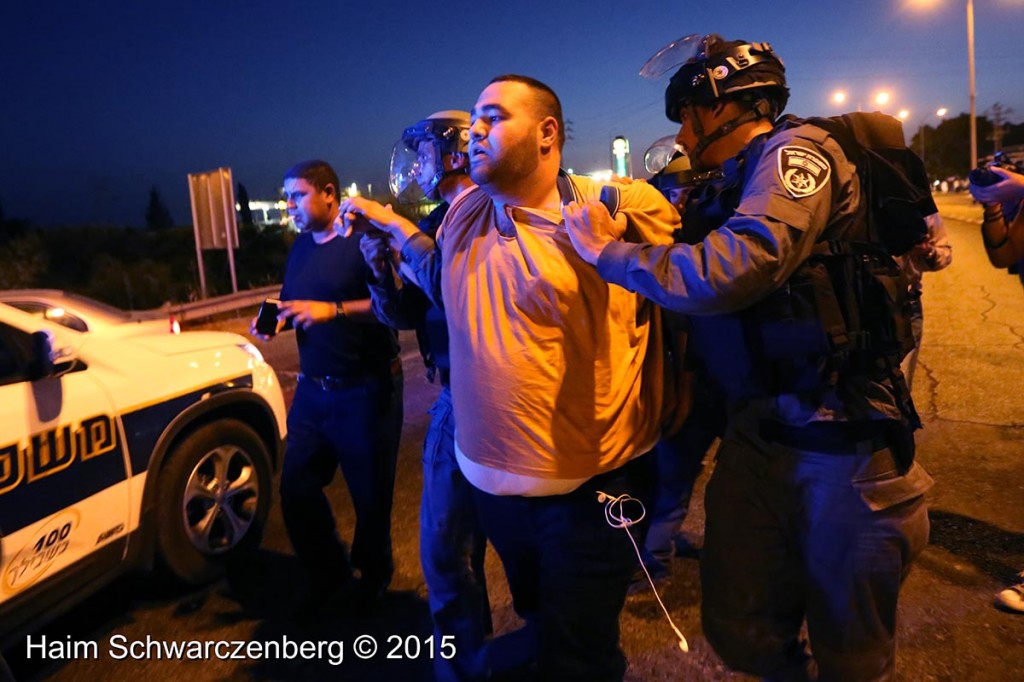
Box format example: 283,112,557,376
255,299,281,336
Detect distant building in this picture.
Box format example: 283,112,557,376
241,193,437,233
611,136,632,179
240,200,289,228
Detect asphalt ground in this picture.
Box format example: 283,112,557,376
5,192,1023,681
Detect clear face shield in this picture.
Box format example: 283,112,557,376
639,33,708,81
389,139,431,204
643,135,723,210
643,135,686,176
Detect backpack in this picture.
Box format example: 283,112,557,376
799,111,937,256
757,112,935,467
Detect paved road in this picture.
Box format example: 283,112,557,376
5,193,1023,680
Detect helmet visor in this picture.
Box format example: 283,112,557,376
389,141,425,204
643,135,685,175
639,34,706,80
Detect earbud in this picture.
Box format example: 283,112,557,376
595,487,689,655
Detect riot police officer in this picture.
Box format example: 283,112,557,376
340,111,496,681
563,34,934,681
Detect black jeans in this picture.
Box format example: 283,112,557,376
280,372,403,592
471,455,654,682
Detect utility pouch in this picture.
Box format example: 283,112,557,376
883,419,917,474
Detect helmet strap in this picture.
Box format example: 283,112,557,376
689,99,774,166
426,155,470,200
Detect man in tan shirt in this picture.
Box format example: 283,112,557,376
435,74,677,680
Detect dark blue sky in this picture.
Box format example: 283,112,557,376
3,0,1022,227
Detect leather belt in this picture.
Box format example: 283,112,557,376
301,357,402,391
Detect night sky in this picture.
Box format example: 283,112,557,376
3,0,1022,228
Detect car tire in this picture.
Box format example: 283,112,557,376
155,419,271,584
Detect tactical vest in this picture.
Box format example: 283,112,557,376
682,122,921,435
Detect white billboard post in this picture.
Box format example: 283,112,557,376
187,167,240,299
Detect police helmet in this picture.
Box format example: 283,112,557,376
389,110,471,203
642,34,790,123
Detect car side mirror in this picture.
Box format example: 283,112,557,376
28,330,78,380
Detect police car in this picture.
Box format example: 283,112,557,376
0,294,287,643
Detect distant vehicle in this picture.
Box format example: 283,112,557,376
0,294,288,645
0,289,174,335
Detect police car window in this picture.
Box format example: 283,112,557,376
4,301,89,333
0,322,32,386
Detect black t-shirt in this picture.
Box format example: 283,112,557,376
281,232,398,378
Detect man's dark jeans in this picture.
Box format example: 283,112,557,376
471,454,654,681
280,372,403,593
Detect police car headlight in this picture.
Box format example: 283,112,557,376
238,342,265,365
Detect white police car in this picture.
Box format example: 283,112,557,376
0,295,287,643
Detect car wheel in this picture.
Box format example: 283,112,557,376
155,419,271,584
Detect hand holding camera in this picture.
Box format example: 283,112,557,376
968,155,1024,206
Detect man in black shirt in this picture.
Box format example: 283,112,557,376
252,159,402,610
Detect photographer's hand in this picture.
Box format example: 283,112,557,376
970,166,1024,206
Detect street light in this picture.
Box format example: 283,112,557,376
897,109,910,121
829,89,898,112
967,0,977,168
914,0,977,168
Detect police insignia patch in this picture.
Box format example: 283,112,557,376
777,146,831,198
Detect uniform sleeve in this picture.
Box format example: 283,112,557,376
367,269,428,330
400,231,445,310
598,130,854,315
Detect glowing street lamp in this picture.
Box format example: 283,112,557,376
913,0,978,169
897,109,910,121
830,88,902,113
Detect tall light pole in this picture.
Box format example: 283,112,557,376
967,0,978,169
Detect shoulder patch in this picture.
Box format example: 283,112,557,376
777,146,831,198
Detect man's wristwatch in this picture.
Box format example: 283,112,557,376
335,302,346,319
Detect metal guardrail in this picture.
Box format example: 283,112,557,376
142,284,281,322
